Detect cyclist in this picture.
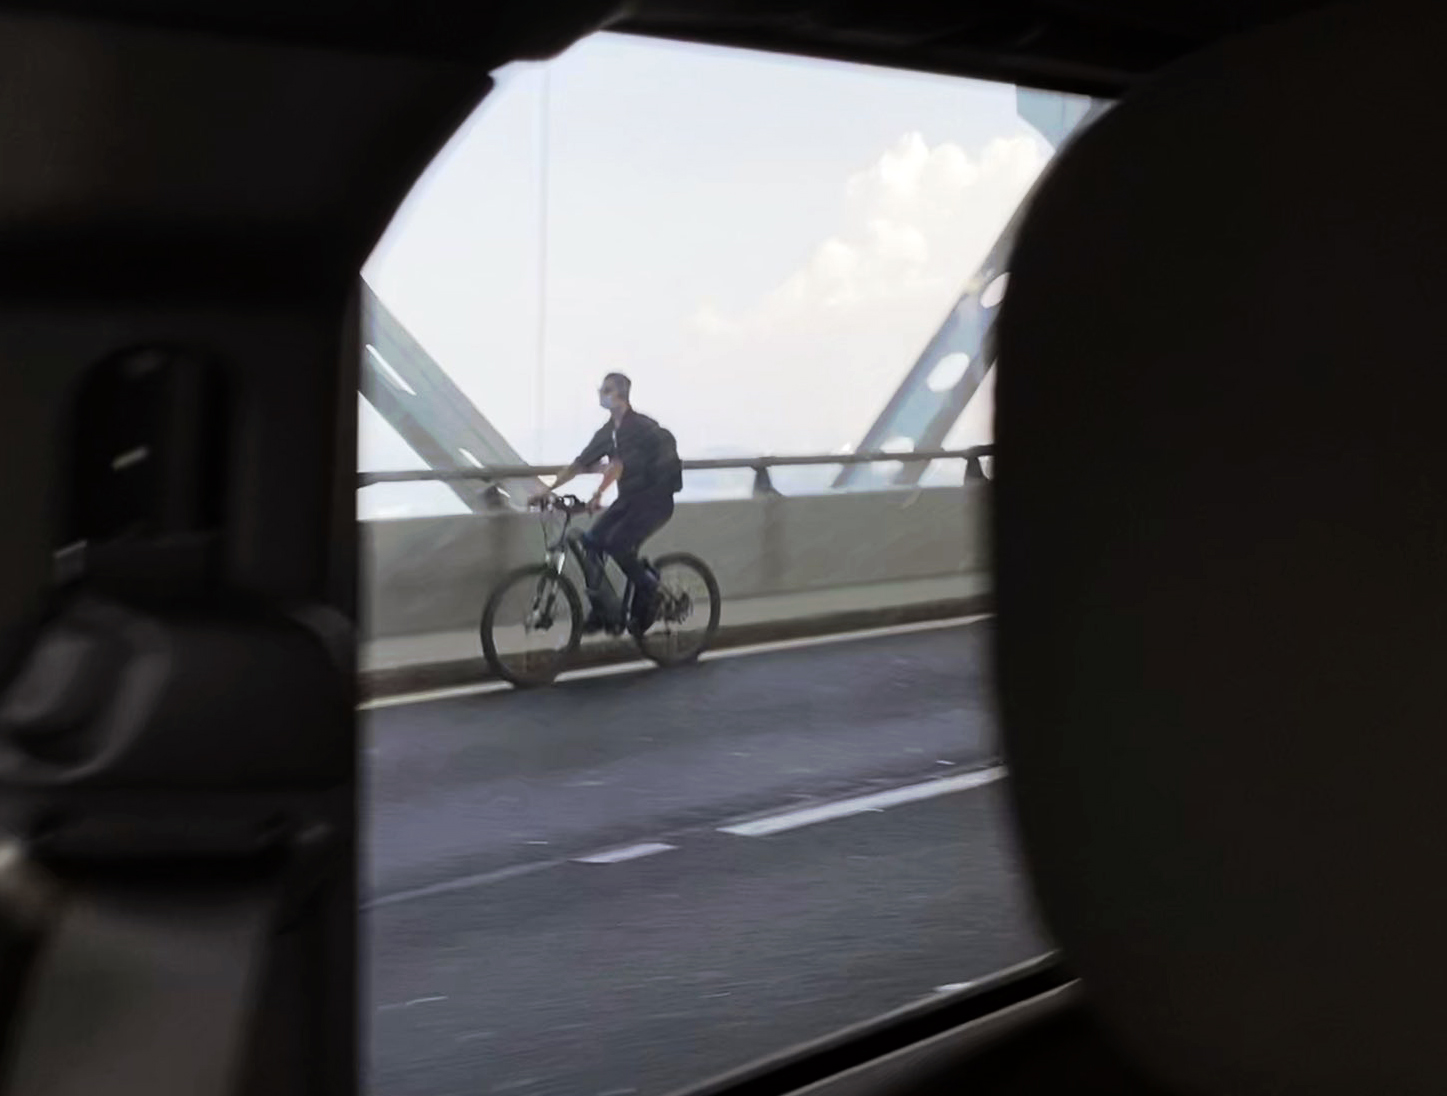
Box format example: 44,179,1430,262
531,373,682,633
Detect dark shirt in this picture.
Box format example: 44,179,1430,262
575,409,670,499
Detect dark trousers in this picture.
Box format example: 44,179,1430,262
580,491,674,619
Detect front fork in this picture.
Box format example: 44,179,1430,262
524,546,569,631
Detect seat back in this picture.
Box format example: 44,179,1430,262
996,3,1447,1092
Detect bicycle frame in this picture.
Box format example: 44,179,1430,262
537,500,638,625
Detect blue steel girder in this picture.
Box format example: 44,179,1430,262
360,282,541,512
835,93,1109,488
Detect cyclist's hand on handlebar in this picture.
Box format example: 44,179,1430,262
587,493,605,514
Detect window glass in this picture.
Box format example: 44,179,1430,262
363,32,1100,1096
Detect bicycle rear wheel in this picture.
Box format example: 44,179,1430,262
635,553,721,667
480,565,583,687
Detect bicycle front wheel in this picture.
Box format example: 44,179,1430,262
635,553,721,667
480,565,583,687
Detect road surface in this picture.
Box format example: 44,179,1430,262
365,620,1050,1096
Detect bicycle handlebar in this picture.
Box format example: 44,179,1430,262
531,493,589,516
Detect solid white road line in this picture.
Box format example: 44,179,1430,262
361,613,992,711
359,659,641,710
718,766,1007,838
365,859,562,909
572,842,677,865
705,613,992,660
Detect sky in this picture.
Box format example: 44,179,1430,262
359,33,1067,518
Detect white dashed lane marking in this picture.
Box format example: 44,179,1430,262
718,767,1006,837
366,768,1005,908
573,842,677,864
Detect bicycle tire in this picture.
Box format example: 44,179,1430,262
480,565,583,687
635,552,722,667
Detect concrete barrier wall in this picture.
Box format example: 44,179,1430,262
362,484,990,639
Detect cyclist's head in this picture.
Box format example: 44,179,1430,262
599,372,631,411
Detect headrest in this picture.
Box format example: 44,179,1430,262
995,3,1447,1093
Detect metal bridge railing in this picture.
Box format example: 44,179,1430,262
358,445,994,506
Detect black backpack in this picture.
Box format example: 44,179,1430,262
655,426,683,493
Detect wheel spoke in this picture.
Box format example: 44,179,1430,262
638,558,718,665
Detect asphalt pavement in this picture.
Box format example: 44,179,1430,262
364,619,1051,1096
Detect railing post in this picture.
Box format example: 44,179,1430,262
481,482,513,511
752,465,781,497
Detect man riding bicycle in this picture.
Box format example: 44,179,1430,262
530,373,683,634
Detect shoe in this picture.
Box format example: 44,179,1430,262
630,588,660,635
582,610,607,635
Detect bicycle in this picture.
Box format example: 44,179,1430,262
479,494,722,687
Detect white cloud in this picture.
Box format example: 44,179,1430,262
675,131,1047,454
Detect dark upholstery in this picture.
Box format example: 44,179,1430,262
996,2,1447,1093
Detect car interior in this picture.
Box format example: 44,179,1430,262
0,0,1438,1093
